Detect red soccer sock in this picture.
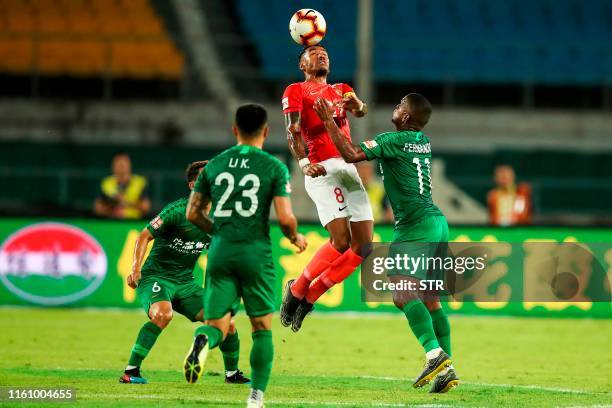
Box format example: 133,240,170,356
291,242,343,299
305,249,364,304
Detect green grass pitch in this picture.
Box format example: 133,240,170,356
1,307,611,407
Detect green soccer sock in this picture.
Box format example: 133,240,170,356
194,324,223,349
128,321,163,367
430,308,452,356
402,300,440,353
250,330,274,392
219,330,240,373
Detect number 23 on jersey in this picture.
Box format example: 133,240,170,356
213,172,261,217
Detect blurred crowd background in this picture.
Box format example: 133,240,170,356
1,0,611,226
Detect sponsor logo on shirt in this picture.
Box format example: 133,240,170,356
363,140,378,149
285,181,292,194
171,238,208,254
150,216,163,230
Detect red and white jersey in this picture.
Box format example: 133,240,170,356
282,81,355,163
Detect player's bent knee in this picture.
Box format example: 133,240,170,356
249,314,272,331
391,287,420,311
424,300,441,312
331,237,350,253
150,310,173,328
205,312,232,339
392,298,407,310
351,241,372,257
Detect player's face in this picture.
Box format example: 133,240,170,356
391,101,410,129
301,46,329,76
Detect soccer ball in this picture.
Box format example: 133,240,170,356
289,9,327,46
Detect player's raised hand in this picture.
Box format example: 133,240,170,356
127,269,141,289
341,93,364,112
290,233,308,253
313,97,334,121
302,163,327,177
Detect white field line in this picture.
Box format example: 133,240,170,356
562,406,612,408
358,375,611,396
77,393,451,407
14,367,610,398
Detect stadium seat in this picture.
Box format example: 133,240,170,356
0,0,184,79
236,0,612,85
0,38,33,72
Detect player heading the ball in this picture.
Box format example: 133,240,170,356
281,44,373,332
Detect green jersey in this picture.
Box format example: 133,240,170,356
360,130,443,227
141,197,211,284
194,144,291,242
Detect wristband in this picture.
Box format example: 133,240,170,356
298,158,311,168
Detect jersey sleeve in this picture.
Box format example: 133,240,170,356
272,161,292,197
359,132,397,160
341,83,355,96
146,203,180,237
282,83,303,114
193,168,211,198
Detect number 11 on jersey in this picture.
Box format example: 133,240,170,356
412,157,432,195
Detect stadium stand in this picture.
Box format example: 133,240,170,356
0,0,183,79
236,0,612,85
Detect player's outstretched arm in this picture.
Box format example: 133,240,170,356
313,98,367,163
285,112,327,178
127,228,154,289
186,191,214,233
273,196,307,253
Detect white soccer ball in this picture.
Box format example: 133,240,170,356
289,9,327,46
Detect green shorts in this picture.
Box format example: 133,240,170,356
389,215,450,280
204,238,276,320
137,277,204,322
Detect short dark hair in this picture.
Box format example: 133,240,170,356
112,151,130,160
298,43,326,62
185,160,208,183
402,93,432,128
235,104,267,137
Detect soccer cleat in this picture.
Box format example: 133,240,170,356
246,388,264,408
183,334,210,384
291,299,314,332
413,351,452,388
119,372,147,384
280,279,301,327
225,370,251,384
429,368,459,393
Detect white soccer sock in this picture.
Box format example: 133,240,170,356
425,347,443,360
